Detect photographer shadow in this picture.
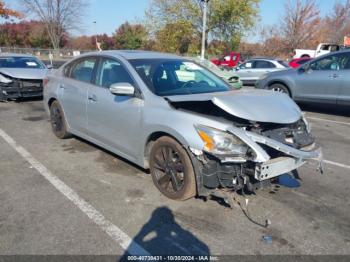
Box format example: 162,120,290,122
120,206,210,260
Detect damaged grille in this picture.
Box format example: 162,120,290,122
0,78,43,100
250,120,314,150
20,79,43,90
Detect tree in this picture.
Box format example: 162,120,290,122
20,0,88,51
322,0,350,44
280,0,321,52
155,20,197,54
146,0,260,50
0,21,51,48
114,22,147,50
0,0,22,19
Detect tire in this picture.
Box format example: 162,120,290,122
149,136,196,201
269,83,291,97
49,100,71,139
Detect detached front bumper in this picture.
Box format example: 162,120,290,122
0,79,43,101
194,127,323,194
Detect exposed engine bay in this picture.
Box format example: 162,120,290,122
169,99,323,196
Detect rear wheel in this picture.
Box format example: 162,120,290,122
49,100,71,139
269,83,291,97
149,136,196,200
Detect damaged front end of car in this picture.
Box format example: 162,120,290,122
0,73,43,101
190,119,322,197
167,90,323,197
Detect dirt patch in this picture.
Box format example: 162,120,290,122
261,227,295,249
95,151,141,175
62,139,97,154
174,210,226,235
0,107,10,112
22,116,45,122
127,189,145,199
27,103,45,113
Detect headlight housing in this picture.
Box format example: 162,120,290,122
195,125,249,157
0,73,12,84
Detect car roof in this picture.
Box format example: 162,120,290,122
0,52,37,58
246,58,281,62
78,50,182,60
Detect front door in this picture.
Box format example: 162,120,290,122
293,53,345,104
87,57,143,160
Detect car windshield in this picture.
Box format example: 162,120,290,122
0,57,45,69
130,59,232,96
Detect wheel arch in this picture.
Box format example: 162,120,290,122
48,97,57,107
143,131,186,169
267,80,293,98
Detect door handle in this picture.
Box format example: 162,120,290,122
329,74,340,79
88,94,97,102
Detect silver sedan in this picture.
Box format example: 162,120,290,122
235,58,289,85
44,51,322,201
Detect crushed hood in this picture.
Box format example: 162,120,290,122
0,68,48,80
166,89,302,124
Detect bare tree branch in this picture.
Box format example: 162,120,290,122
20,0,89,50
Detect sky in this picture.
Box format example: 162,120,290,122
2,0,348,37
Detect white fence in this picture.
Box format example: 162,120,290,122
0,46,94,59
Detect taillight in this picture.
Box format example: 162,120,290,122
43,78,49,87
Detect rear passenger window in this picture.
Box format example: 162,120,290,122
70,58,97,83
254,61,276,69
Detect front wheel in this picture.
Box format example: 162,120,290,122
149,136,196,200
269,83,291,97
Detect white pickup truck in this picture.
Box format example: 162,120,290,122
293,43,341,58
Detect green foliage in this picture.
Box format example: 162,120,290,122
147,0,260,50
155,20,198,54
114,22,147,50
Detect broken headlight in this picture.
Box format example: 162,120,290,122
0,73,12,84
195,125,249,156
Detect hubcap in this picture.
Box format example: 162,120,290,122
272,87,286,93
152,146,185,193
51,107,63,132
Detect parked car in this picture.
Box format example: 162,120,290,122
289,57,312,68
44,51,322,201
211,52,245,68
189,57,242,89
293,43,341,59
256,49,350,106
0,53,49,101
234,58,289,85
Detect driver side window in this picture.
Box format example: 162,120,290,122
310,54,349,71
240,62,252,69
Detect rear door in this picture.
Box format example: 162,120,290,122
293,53,344,104
337,52,350,106
236,61,254,84
252,60,277,80
86,57,143,160
58,57,98,134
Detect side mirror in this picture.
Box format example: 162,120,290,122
299,64,310,73
109,82,135,96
